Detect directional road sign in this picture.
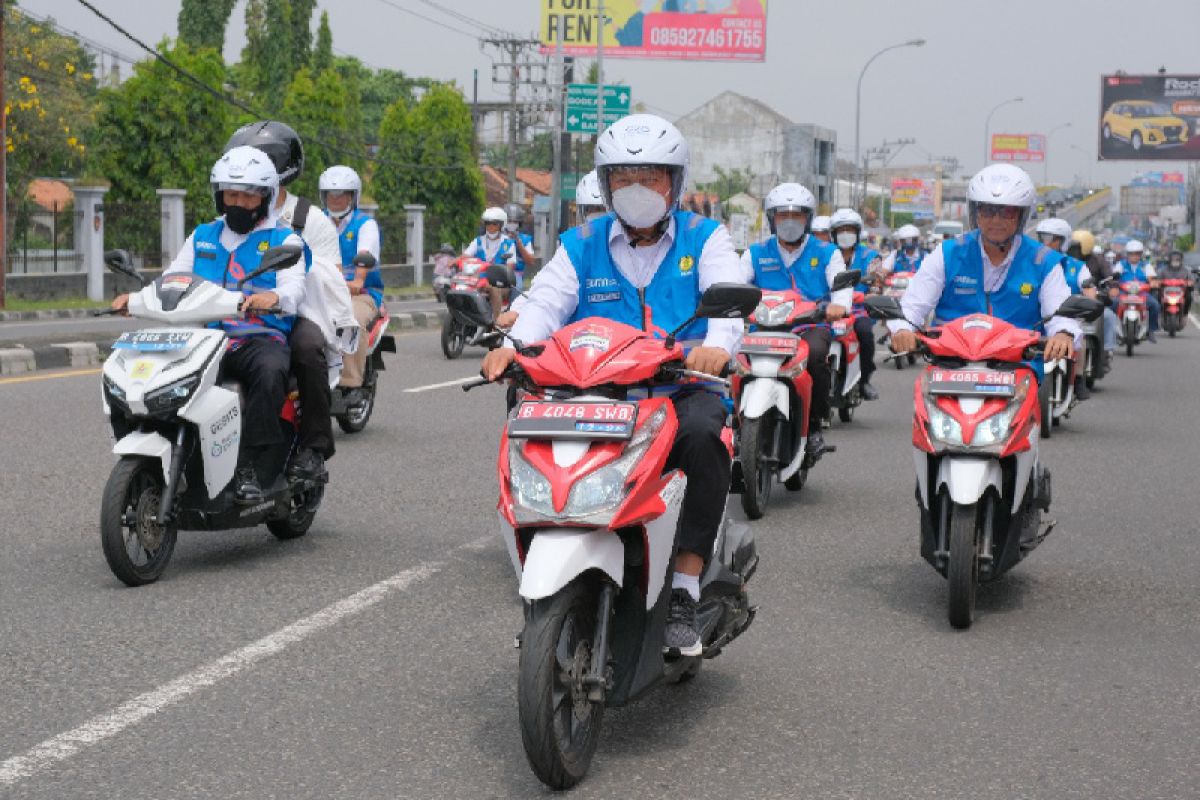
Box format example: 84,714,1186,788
566,83,632,135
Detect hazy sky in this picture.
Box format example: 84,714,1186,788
30,0,1200,188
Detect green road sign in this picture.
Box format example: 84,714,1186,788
566,83,632,135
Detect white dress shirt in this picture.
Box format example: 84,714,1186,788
509,216,746,353
737,235,853,308
886,236,1082,342
337,214,381,262
279,193,357,353
165,210,307,315
463,234,518,266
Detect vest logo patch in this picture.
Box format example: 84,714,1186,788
346,231,355,241
257,241,269,253
953,275,977,286
588,291,620,303
196,241,217,250
1020,283,1034,296
810,258,819,267
679,255,695,275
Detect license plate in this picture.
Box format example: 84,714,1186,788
741,334,799,356
113,331,193,351
928,368,1016,397
508,401,638,440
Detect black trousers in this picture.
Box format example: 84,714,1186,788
854,316,877,382
289,317,335,458
800,327,832,424
221,336,291,450
665,390,731,560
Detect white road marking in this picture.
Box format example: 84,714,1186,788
1189,311,1200,330
0,536,490,788
403,376,478,393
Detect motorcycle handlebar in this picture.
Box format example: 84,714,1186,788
93,307,122,317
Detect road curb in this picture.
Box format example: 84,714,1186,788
0,347,36,375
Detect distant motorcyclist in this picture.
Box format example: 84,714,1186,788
1070,229,1117,367
1113,239,1160,343
882,223,924,275
465,207,530,317
1156,250,1193,315
889,164,1080,365
1037,218,1093,399
575,170,608,225
810,214,832,244
828,208,880,400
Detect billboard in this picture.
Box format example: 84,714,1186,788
990,133,1046,163
1099,74,1200,160
890,178,935,220
541,1,767,62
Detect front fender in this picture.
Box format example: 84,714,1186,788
113,431,172,484
936,457,1002,506
739,378,790,420
519,529,624,601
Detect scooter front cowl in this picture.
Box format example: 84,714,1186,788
518,529,624,602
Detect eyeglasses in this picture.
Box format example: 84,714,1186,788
976,204,1023,220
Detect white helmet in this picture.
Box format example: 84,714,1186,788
829,208,864,232
895,223,921,241
576,170,605,209
481,206,508,225
1092,244,1103,255
966,164,1037,237
811,215,832,233
210,145,279,217
1035,217,1073,249
763,182,816,239
1126,239,1145,254
595,114,688,228
318,165,362,220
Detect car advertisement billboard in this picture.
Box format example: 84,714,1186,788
541,1,768,62
1099,74,1200,160
890,178,935,220
990,133,1046,163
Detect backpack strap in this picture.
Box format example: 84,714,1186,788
291,197,312,233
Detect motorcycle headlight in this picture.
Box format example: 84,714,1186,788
969,409,1014,446
509,446,556,518
926,404,964,446
103,374,127,402
562,407,667,519
144,375,200,415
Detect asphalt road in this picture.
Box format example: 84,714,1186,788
2,325,1199,799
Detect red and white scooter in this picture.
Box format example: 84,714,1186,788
1161,278,1188,337
1116,279,1150,356
457,280,761,790
330,253,396,433
866,293,1102,629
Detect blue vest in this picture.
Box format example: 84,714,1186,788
191,219,302,338
1117,260,1148,283
514,232,533,270
892,249,923,275
337,210,384,306
562,211,718,345
1057,253,1087,295
472,235,515,265
843,244,879,292
749,236,837,300
934,231,1057,334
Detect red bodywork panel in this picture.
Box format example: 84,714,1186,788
920,313,1038,364
514,319,683,389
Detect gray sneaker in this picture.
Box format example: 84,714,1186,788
663,589,702,656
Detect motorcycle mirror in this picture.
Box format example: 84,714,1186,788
830,269,862,292
238,244,303,288
864,294,905,321
103,249,151,286
695,283,763,320
484,263,516,290
1049,295,1104,323
351,251,377,270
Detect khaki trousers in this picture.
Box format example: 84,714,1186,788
339,294,379,388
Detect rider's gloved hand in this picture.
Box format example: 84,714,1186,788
1043,331,1075,361
891,330,919,353
482,347,517,382
685,346,732,378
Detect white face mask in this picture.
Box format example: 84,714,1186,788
611,184,669,229
485,229,501,241
775,219,806,244
836,231,858,250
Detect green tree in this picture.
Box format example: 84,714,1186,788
311,10,332,73
90,41,231,226
5,4,98,191
280,67,362,199
375,84,484,247
177,0,238,52
696,165,755,199
290,0,315,69
237,0,292,109
335,57,415,149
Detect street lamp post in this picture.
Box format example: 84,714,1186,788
1043,122,1072,185
855,38,925,207
983,96,1023,167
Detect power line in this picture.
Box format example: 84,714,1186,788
408,0,511,36
366,0,479,40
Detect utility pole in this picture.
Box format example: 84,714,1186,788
549,16,565,239
482,36,544,206
1,7,7,309
595,0,606,136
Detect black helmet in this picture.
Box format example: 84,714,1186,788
223,120,304,186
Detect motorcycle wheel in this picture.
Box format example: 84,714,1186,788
1125,321,1136,357
440,319,465,359
946,502,979,630
784,467,807,492
738,417,773,520
1038,381,1052,440
267,482,322,540
838,400,855,424
336,362,376,434
100,457,177,587
908,354,917,366
519,577,605,791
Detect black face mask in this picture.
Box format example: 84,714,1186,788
225,202,267,235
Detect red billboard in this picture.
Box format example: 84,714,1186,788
991,133,1046,163
1099,74,1200,160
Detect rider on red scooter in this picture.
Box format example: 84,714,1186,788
738,182,849,456
482,114,747,656
889,164,1080,365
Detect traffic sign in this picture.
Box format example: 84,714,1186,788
566,83,632,135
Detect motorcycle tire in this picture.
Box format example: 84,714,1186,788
946,502,979,630
1125,321,1136,357
518,576,605,791
838,401,855,424
441,320,466,360
738,416,773,520
784,467,807,492
266,481,322,540
1038,381,1052,440
100,456,177,587
336,362,376,434
908,354,917,366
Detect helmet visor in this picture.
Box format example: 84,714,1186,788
214,183,271,197
976,203,1023,221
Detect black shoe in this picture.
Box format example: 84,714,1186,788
1074,378,1091,402
807,429,826,455
234,466,264,506
663,589,702,656
287,448,326,482
861,381,880,401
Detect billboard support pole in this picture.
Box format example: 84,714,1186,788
984,96,1023,168
550,16,564,239
595,0,605,136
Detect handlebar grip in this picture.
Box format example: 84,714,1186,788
462,376,491,392
93,307,122,317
